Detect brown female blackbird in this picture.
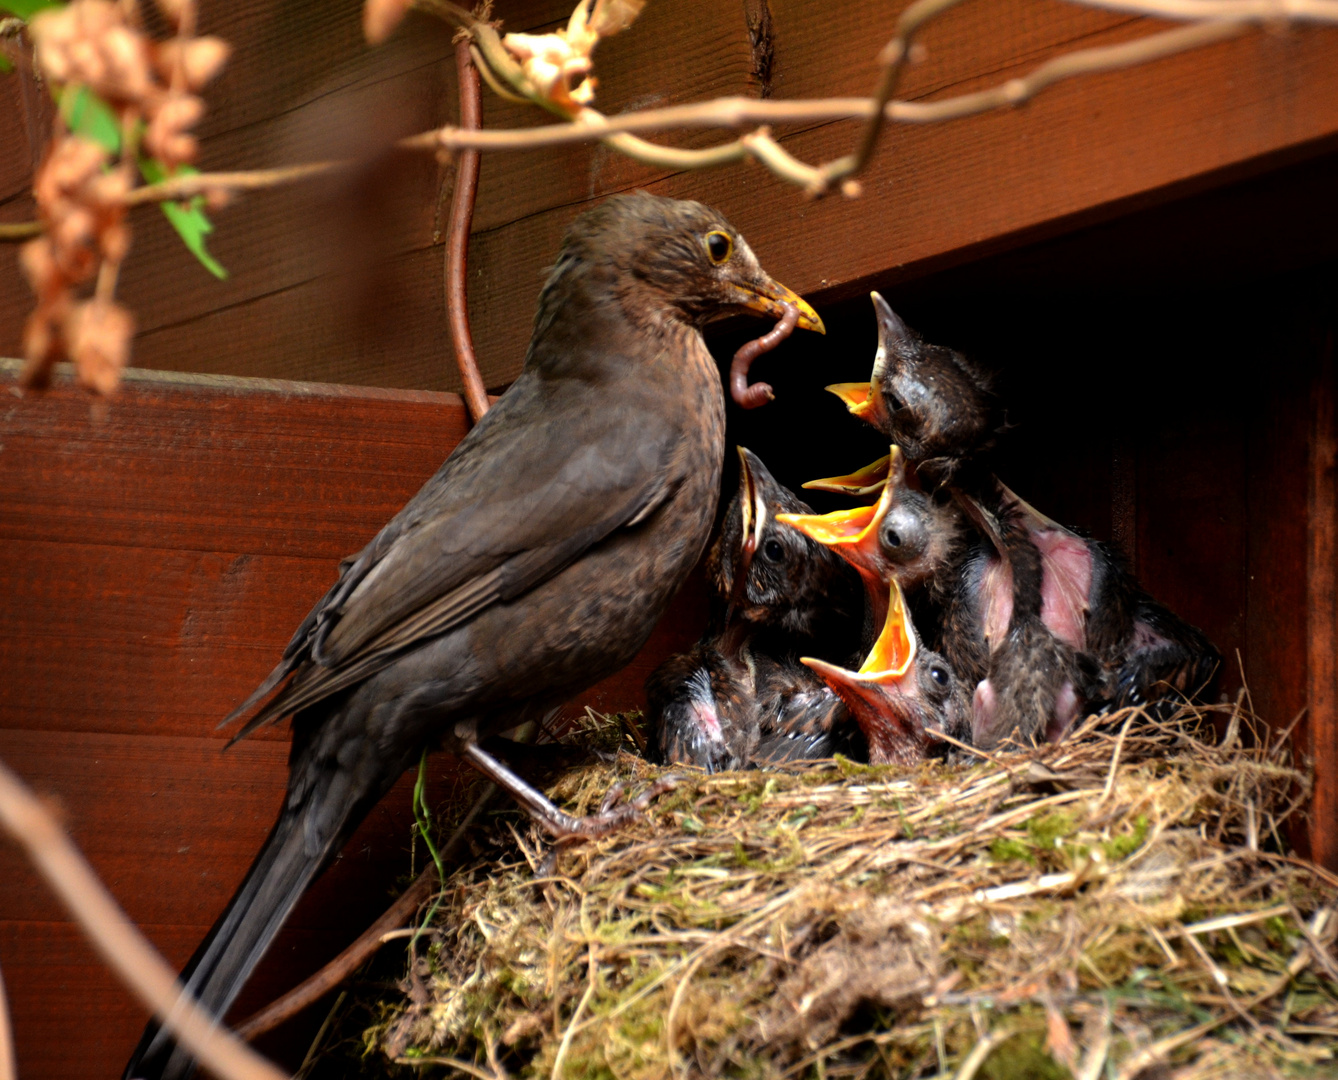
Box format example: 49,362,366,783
646,448,863,771
125,194,823,1080
828,293,1001,487
803,580,971,764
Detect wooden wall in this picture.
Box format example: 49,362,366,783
0,364,705,1077
2,0,1338,392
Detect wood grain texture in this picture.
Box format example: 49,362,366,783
4,1,1338,390
0,362,703,1077
1308,329,1337,869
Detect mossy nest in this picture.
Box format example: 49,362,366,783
354,701,1338,1080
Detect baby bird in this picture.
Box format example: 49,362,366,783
778,444,970,644
993,484,1220,714
827,293,1002,488
803,580,971,764
645,448,863,771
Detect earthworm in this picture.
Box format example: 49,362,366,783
730,302,799,409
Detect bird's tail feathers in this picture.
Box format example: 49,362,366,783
122,784,360,1080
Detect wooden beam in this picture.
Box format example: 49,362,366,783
1309,330,1338,869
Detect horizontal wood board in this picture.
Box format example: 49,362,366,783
3,1,1338,391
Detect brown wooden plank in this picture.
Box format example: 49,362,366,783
6,2,1338,391
1308,327,1338,869
0,361,470,557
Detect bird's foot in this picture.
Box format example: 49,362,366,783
463,742,678,842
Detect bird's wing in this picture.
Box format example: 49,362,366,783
224,377,683,739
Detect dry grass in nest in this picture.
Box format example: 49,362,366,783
361,699,1338,1079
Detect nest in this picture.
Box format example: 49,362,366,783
358,700,1338,1080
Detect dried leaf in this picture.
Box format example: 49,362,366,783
65,297,134,394
588,0,644,36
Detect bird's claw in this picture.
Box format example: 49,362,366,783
546,773,682,842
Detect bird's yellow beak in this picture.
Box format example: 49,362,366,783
734,278,825,333
826,381,874,418
860,579,917,678
778,448,904,574
803,454,891,496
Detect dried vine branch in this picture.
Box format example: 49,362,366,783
0,757,288,1080
445,37,489,423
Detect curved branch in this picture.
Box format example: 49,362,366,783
0,757,287,1080
446,39,489,424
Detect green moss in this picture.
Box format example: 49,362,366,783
989,837,1035,864
1026,811,1077,850
979,1029,1072,1080
1101,814,1149,861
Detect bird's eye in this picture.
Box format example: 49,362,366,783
704,230,733,265
884,530,902,549
930,665,950,686
762,537,785,562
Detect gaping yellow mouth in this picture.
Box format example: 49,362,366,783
803,454,891,496
778,448,905,572
734,279,825,333
860,579,916,679
826,381,873,417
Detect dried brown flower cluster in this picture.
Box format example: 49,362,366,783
18,0,229,394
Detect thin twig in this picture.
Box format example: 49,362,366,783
103,17,1266,207
122,162,343,205
0,757,288,1080
1070,0,1338,20
837,0,974,191
446,38,489,424
0,221,42,241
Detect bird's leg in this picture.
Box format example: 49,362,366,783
462,743,678,841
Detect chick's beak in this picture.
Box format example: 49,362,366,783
777,454,900,579
825,383,873,420
731,277,825,333
861,579,917,678
803,454,891,496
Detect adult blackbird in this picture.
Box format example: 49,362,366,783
125,194,822,1080
803,580,971,764
646,448,862,771
827,293,1001,487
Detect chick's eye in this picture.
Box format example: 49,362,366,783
705,230,733,265
762,537,785,563
930,665,949,686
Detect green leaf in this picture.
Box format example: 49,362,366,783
139,159,228,280
0,0,63,19
0,55,12,74
59,85,120,153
